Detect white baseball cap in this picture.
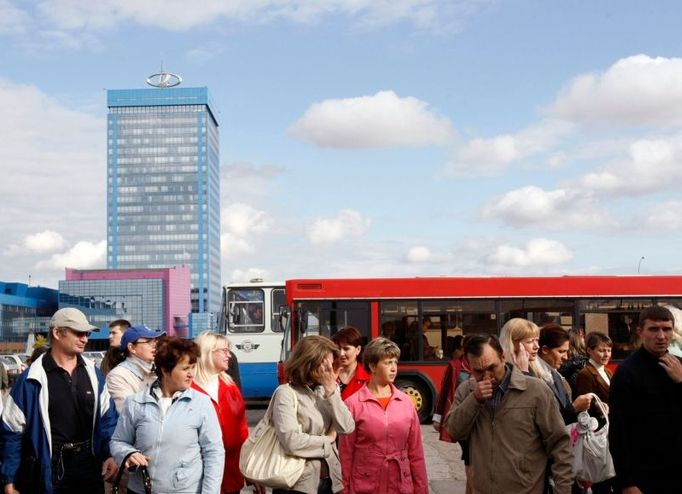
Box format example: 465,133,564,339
50,308,99,333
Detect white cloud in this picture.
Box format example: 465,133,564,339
0,0,30,34
405,245,453,263
36,240,106,270
308,209,371,245
30,0,481,32
24,230,66,253
487,238,573,268
0,77,105,284
222,203,272,237
229,268,271,284
288,91,454,148
546,54,682,126
574,134,682,196
642,201,682,230
479,185,619,230
443,119,573,176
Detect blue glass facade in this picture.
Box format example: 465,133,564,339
0,283,58,343
106,87,221,321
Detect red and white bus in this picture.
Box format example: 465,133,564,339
281,275,682,422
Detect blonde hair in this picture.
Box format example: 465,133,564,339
285,335,339,386
194,331,234,386
499,318,543,377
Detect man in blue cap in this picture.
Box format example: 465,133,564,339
106,325,166,413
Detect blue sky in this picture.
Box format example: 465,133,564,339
1,0,681,288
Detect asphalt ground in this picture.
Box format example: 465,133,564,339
243,402,467,494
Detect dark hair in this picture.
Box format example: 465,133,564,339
638,306,673,326
463,334,503,359
27,346,48,365
585,331,612,349
285,335,339,386
109,319,131,329
362,337,401,373
100,346,126,375
445,335,464,357
331,326,363,348
539,323,570,350
154,337,200,379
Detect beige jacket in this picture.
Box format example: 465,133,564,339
445,366,574,494
105,357,156,412
271,383,355,494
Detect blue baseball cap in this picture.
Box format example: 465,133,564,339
120,325,166,351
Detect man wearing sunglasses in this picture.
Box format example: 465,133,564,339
0,307,119,494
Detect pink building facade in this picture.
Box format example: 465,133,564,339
61,266,191,338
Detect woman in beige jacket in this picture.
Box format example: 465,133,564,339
271,335,355,494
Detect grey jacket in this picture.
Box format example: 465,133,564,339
445,365,574,494
271,384,355,494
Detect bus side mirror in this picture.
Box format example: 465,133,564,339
278,306,289,332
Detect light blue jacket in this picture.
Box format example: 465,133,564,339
110,382,225,494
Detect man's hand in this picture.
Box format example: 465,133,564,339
622,486,643,494
4,483,19,494
101,456,119,482
473,378,493,403
659,353,682,383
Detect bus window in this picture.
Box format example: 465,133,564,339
294,301,370,341
271,288,286,333
227,288,265,333
501,298,575,329
579,298,653,360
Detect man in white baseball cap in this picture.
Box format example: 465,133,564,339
0,307,119,494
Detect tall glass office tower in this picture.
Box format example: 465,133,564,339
106,84,221,328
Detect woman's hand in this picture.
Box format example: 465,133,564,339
572,393,593,412
313,354,338,396
247,481,266,494
514,343,530,372
432,421,441,432
325,425,338,443
125,452,150,469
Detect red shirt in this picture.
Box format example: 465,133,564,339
192,378,248,493
339,363,371,401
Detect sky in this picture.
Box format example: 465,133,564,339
1,0,682,289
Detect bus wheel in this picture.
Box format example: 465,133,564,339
395,378,432,424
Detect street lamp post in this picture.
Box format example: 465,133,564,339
637,256,645,274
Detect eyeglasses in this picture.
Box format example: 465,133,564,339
134,339,157,346
213,348,231,355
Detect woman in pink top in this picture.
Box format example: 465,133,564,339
339,337,428,494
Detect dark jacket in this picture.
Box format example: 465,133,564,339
609,347,682,489
575,361,612,405
0,354,118,494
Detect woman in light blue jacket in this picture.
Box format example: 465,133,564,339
110,337,225,494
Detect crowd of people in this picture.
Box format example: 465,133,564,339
0,304,681,494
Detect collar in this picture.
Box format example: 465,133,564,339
121,355,154,379
507,363,529,390
42,350,85,373
497,364,513,393
149,379,188,403
588,358,605,371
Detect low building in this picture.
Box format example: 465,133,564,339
59,266,191,346
0,282,58,352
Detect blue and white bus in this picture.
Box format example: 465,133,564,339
220,280,286,399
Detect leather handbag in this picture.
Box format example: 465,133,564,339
239,384,306,488
112,451,152,494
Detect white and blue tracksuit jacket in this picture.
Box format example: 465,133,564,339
0,353,118,494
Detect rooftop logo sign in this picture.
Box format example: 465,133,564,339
146,72,182,88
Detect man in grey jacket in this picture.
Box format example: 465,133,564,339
445,334,573,494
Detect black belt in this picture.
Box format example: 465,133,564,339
56,440,91,455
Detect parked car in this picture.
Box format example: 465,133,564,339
83,351,105,368
0,354,25,374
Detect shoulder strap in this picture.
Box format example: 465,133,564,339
266,384,299,423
